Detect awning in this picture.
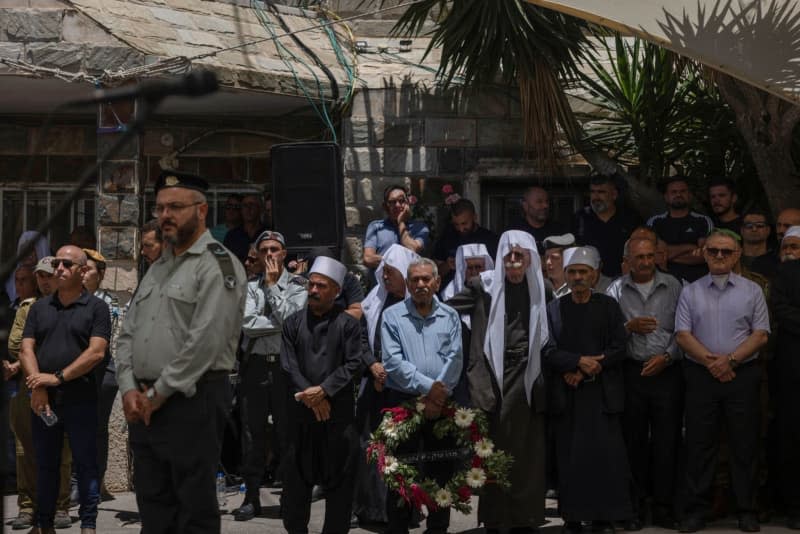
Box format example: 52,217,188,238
525,0,800,104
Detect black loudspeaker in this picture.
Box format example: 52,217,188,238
271,142,344,257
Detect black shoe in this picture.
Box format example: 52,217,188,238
562,522,582,534
738,514,759,532
623,519,642,531
678,517,705,533
591,521,615,533
787,516,800,530
233,502,261,521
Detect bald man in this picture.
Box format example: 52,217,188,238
776,208,800,242
19,246,111,534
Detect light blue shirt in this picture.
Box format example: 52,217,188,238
675,272,770,364
364,218,430,254
380,296,463,395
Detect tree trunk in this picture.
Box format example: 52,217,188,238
713,71,800,217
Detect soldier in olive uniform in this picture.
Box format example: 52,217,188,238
116,171,246,534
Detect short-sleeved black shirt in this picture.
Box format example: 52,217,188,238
22,290,111,403
647,211,714,282
572,207,639,278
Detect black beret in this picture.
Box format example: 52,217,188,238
154,170,209,194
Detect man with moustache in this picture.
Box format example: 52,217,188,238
446,230,549,533
116,170,246,533
647,176,713,283
607,238,684,530
770,225,800,529
676,229,770,533
573,174,638,278
779,225,800,262
279,257,363,534
544,247,632,534
236,229,307,521
20,247,110,534
353,244,419,526
381,258,462,534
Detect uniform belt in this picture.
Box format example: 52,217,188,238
135,369,230,388
252,353,280,363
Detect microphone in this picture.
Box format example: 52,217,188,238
68,70,219,106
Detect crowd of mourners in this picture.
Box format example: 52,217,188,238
3,169,800,534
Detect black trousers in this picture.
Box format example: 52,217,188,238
281,419,358,534
130,377,230,534
623,360,683,518
775,362,800,515
384,390,454,534
238,354,288,499
96,366,118,485
683,361,760,518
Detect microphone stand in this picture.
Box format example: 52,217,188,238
0,95,161,522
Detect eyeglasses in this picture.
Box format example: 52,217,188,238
705,247,737,258
386,198,407,206
742,222,768,230
152,201,203,217
50,258,82,269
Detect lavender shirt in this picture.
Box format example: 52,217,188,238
675,272,770,364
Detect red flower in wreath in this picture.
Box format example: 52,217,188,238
457,486,472,502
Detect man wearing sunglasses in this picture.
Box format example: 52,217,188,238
19,246,111,534
362,185,430,270
116,170,246,533
739,209,778,280
675,229,770,533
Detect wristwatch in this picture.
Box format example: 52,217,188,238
728,354,739,368
663,353,672,364
54,370,65,385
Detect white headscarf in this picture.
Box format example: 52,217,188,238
483,230,549,406
5,231,51,302
362,244,419,349
442,243,495,301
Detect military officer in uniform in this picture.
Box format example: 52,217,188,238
116,170,246,534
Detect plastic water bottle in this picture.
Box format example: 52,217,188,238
216,471,227,509
39,409,58,427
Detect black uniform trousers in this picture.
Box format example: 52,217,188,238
239,353,288,499
622,360,683,520
384,390,455,534
129,375,230,534
775,364,800,515
683,360,760,519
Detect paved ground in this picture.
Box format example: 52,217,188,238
3,492,798,532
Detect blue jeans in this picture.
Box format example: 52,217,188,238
31,401,99,528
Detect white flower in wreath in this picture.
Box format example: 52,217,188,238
466,467,487,488
454,408,475,428
383,421,399,439
433,488,453,507
383,456,399,475
416,400,426,414
474,438,495,458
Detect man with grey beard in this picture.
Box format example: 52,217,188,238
572,173,638,278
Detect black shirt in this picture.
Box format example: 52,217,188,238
22,290,111,403
572,207,639,278
647,211,713,282
743,252,779,280
713,215,743,235
507,218,568,255
223,224,267,264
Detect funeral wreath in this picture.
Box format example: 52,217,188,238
367,398,513,514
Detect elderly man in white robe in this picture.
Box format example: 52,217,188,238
446,230,549,533
352,244,419,526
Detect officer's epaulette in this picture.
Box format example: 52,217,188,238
206,242,238,289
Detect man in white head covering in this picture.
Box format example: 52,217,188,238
780,225,800,262
352,244,418,525
446,229,549,532
279,256,363,534
543,247,632,533
441,243,494,303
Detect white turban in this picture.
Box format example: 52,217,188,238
441,243,494,301
309,257,347,288
783,225,800,243
564,246,600,270
362,244,420,349
483,230,549,406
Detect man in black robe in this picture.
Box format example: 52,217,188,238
280,257,363,534
447,230,549,533
544,247,633,534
